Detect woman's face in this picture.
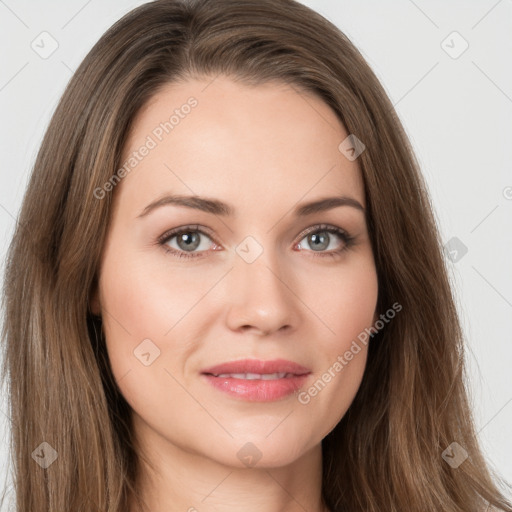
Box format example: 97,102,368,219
92,75,378,469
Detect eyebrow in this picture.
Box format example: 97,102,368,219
137,194,365,218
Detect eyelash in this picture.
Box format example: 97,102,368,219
156,223,356,260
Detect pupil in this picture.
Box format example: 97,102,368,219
178,232,200,251
309,232,328,251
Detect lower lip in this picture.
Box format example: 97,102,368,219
201,374,310,402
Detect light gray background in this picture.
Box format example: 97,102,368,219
0,0,511,508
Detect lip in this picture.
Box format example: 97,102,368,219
201,358,311,402
201,358,311,376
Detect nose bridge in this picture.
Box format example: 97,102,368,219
224,238,299,334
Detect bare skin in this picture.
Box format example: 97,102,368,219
91,75,379,512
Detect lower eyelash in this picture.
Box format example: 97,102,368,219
162,246,200,259
158,225,355,259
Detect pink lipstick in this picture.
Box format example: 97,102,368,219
201,358,311,402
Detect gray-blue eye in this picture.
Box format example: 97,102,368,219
158,225,217,259
296,226,354,255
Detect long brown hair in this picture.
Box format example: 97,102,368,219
2,0,511,510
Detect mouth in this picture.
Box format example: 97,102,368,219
200,359,311,402
201,358,311,376
205,372,300,380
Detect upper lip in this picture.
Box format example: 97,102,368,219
201,358,311,376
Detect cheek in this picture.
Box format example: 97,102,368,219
98,253,216,341
302,253,378,348
97,259,192,421
96,252,223,390
96,253,168,382
293,256,377,428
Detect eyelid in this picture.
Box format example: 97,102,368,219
156,224,218,245
295,223,349,241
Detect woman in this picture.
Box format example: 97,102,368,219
1,0,511,511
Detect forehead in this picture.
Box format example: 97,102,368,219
116,76,365,213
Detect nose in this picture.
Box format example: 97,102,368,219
224,250,301,336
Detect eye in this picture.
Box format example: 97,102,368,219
157,223,355,260
157,225,220,259
295,224,355,258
